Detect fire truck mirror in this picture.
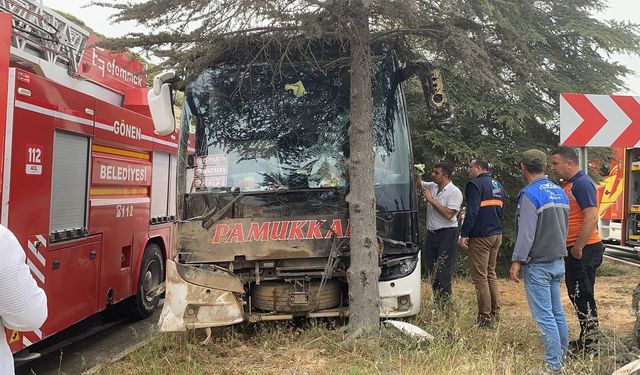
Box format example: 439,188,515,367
148,71,176,136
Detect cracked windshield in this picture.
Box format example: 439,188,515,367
182,55,411,208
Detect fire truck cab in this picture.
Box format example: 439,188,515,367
0,0,180,356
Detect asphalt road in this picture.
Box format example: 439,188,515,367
16,306,161,375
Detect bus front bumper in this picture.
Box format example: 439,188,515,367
158,260,245,332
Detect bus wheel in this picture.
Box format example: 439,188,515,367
131,243,164,319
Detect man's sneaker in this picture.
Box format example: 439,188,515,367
475,317,494,329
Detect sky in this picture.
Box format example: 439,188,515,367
42,0,640,95
598,1,640,95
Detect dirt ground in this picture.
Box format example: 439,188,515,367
456,257,640,346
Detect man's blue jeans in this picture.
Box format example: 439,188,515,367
523,259,568,371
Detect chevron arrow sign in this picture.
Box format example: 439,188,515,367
560,93,640,147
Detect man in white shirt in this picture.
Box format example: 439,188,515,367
419,161,463,306
0,225,47,374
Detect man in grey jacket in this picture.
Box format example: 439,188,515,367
510,149,570,374
0,225,48,374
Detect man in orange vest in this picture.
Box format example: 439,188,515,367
459,159,505,328
551,146,604,353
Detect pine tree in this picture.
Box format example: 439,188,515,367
97,0,640,335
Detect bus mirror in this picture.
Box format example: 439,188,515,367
419,66,451,119
400,61,452,119
148,70,176,136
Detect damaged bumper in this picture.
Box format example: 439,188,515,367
158,260,245,332
159,253,421,332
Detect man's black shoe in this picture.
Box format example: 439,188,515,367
568,338,597,354
568,339,582,352
475,317,494,329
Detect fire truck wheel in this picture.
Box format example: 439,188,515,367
131,243,164,319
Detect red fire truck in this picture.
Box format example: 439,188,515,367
595,148,624,243
0,0,180,357
622,149,640,247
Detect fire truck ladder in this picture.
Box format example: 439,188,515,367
1,0,89,75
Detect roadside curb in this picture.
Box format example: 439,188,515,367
82,334,158,374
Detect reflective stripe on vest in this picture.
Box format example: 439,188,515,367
480,199,503,207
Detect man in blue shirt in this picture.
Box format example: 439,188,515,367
459,158,505,327
510,149,569,373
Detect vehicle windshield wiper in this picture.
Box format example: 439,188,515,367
194,187,344,229
199,192,245,230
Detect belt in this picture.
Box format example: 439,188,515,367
428,227,457,234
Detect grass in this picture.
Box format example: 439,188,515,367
596,261,627,277
95,262,639,375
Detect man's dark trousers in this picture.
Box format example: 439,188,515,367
565,241,605,343
423,227,458,304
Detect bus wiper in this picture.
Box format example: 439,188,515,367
200,193,245,230
381,238,410,248
196,187,342,230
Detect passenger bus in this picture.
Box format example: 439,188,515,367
149,49,448,331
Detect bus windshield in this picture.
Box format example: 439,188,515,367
182,54,412,211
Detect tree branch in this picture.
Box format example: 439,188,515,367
372,28,446,41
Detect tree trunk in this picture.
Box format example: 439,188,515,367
346,0,380,337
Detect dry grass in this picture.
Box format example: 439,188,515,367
96,259,640,375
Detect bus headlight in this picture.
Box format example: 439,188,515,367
379,255,418,281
